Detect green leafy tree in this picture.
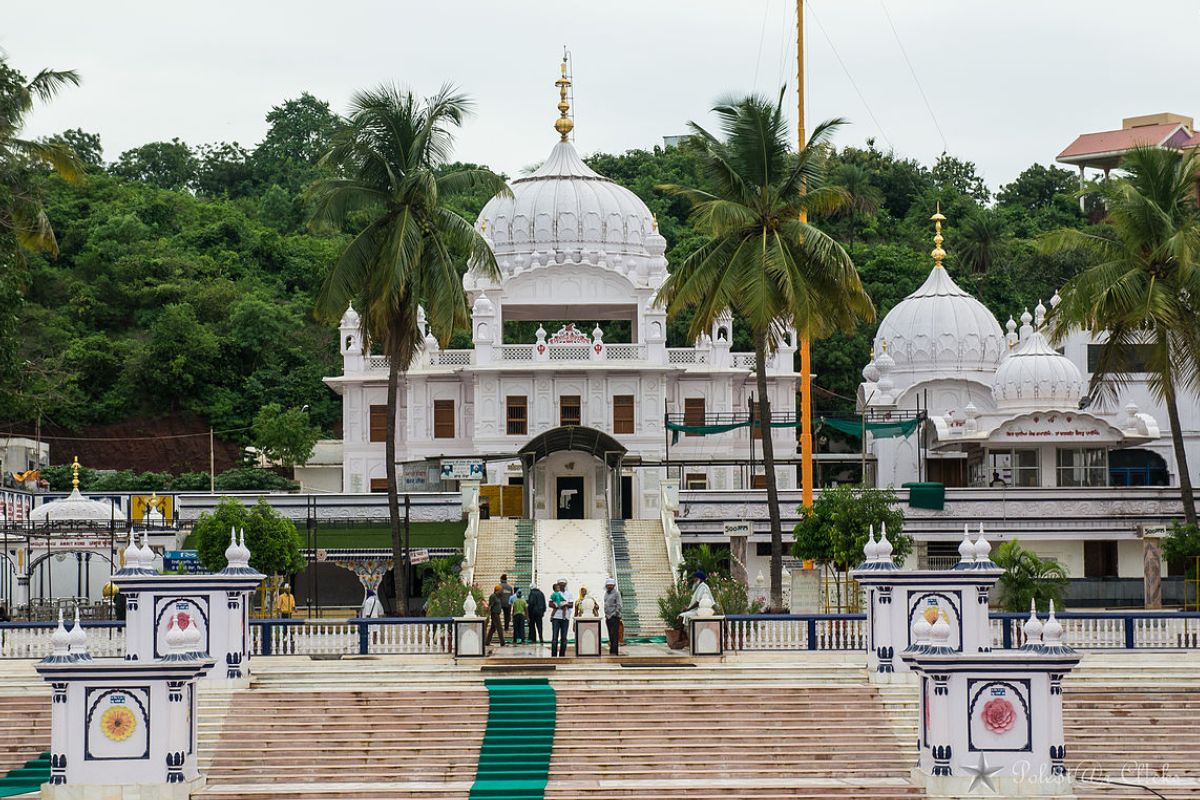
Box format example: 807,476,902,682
46,128,103,170
679,543,728,580
194,141,256,197
656,92,875,610
1162,522,1200,580
140,303,220,408
993,539,1068,612
309,84,507,614
932,154,990,204
793,484,909,611
212,468,296,491
252,93,342,192
111,139,197,190
252,402,321,468
193,496,304,577
1043,147,1200,524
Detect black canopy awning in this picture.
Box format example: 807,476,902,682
518,426,626,467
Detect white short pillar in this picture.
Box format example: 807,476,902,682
574,617,602,657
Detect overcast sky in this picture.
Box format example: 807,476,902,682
7,0,1197,190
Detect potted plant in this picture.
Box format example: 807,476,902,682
657,579,694,650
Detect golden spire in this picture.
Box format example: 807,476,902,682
554,53,574,142
651,213,658,232
71,456,80,491
930,203,947,269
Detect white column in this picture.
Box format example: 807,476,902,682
48,682,67,785
166,680,188,784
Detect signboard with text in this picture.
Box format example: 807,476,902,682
995,413,1120,443
440,459,485,481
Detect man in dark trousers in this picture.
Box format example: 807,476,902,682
603,577,623,656
485,584,506,648
526,584,547,644
499,573,514,630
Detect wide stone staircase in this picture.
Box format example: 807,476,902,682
617,520,674,636
533,519,610,609
471,518,519,593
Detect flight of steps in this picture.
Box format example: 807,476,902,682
197,688,486,800
544,684,922,799
471,518,520,592
0,694,49,777
618,520,674,636
533,519,610,608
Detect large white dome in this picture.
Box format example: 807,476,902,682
29,488,126,523
991,329,1085,409
874,265,1006,374
471,140,667,288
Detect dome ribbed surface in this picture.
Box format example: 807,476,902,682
874,267,1005,373
29,488,127,522
991,329,1085,409
477,141,656,263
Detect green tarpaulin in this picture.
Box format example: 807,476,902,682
666,415,920,444
817,416,920,441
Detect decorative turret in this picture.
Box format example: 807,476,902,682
1040,601,1074,656
590,324,606,361
1021,600,1045,651
68,606,91,662
471,291,496,364
874,341,896,405
1005,315,1018,350
338,302,364,372
42,611,74,664
1019,308,1034,341
220,528,260,577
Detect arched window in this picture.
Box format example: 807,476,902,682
1108,448,1169,486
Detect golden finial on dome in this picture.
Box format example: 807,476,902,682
930,203,947,269
71,456,80,491
554,51,574,142
652,212,658,232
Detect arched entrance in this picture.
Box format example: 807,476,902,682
519,426,626,520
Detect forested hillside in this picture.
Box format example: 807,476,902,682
3,79,1096,461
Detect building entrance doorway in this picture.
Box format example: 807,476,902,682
556,476,585,519
620,475,633,519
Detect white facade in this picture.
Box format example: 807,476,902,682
325,131,798,518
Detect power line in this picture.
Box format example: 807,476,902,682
807,2,893,150
0,426,251,443
752,0,772,92
879,0,949,152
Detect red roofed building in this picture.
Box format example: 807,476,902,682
1057,112,1198,175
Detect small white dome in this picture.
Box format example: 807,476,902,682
473,140,658,285
472,292,495,315
30,488,126,522
990,329,1084,409
339,302,360,328
874,266,1005,375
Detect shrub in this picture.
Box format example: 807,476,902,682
657,579,694,631
192,496,305,577
425,577,484,618
212,467,296,491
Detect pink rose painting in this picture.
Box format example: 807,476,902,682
981,698,1016,734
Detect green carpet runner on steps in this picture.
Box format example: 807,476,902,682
469,678,556,800
512,520,535,591
607,519,642,634
0,753,50,797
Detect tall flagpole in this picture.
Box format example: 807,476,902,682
797,0,814,509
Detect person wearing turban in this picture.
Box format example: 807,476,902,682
678,570,714,624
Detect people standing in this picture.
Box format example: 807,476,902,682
275,584,296,619
603,577,623,656
499,573,514,630
527,585,546,644
486,584,507,647
360,589,382,619
512,589,528,644
549,579,574,657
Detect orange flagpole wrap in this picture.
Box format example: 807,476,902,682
797,0,814,508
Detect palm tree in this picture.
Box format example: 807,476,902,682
310,85,507,613
1042,147,1200,524
993,539,1068,613
831,163,882,245
656,93,875,610
0,57,84,257
957,208,1009,273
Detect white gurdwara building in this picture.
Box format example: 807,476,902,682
325,69,797,521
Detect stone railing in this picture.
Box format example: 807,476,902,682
252,618,457,656
731,352,757,369
667,348,709,365
430,350,473,366
989,611,1200,650
0,621,126,659
721,611,1200,653
724,614,868,651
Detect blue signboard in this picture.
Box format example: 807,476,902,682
163,550,207,574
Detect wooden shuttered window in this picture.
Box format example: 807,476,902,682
433,399,455,439
560,395,582,427
683,397,706,436
507,396,528,436
369,405,388,443
612,395,635,435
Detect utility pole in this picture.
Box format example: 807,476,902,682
209,427,215,493
797,0,815,509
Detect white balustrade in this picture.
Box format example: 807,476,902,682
732,353,757,368
500,345,534,361
367,354,389,370
431,350,473,366
1,625,126,658
547,344,591,361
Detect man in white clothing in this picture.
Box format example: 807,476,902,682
678,570,714,623
360,589,383,619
